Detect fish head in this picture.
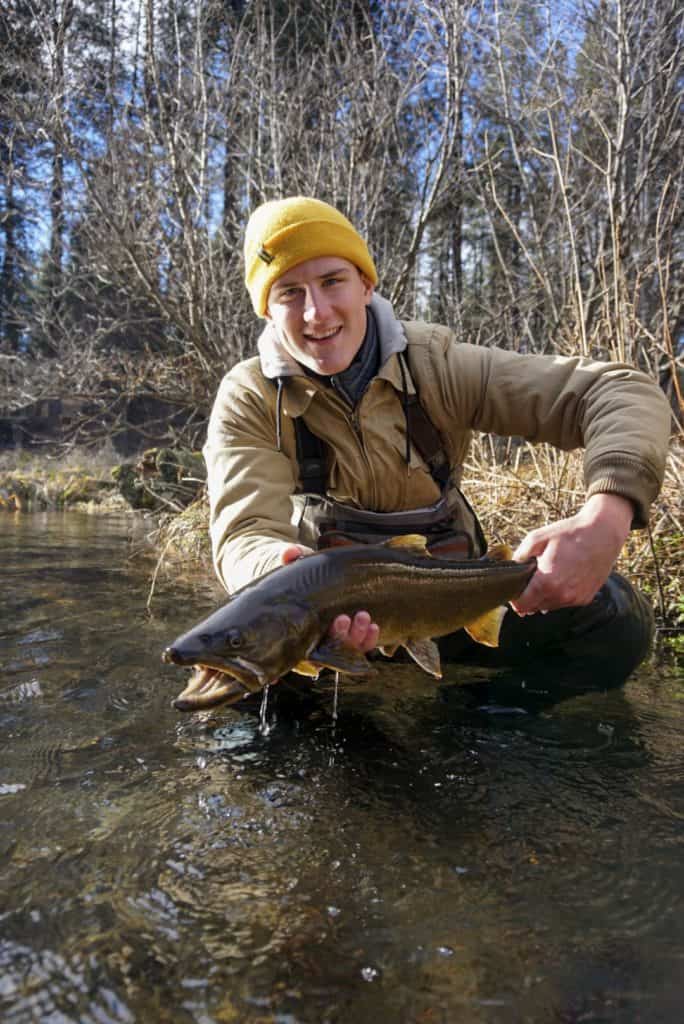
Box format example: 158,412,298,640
162,592,318,711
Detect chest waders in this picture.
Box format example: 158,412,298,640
273,353,653,689
278,352,487,559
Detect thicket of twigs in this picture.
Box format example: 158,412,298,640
2,1,682,635
1,0,682,432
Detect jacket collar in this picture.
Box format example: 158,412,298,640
257,293,413,417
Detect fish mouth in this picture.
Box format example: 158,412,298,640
164,652,270,712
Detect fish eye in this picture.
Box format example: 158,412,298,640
226,629,242,649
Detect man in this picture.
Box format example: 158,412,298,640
203,196,670,680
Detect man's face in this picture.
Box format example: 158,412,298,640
266,256,374,376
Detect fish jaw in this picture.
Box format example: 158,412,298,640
163,592,322,711
172,664,267,711
162,646,272,710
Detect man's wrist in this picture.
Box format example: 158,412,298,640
582,492,634,535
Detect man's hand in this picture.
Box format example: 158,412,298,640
281,545,380,653
511,493,633,615
328,610,380,653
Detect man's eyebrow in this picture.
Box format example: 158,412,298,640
273,266,351,291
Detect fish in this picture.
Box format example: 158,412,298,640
162,535,536,711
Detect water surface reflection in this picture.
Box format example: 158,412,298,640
1,513,683,1023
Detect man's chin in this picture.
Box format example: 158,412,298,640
304,344,356,376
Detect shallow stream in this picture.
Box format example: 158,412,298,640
1,512,683,1023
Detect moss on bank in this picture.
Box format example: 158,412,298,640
0,465,128,513
0,445,206,516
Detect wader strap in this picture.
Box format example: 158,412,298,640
294,415,327,495
289,352,450,494
403,395,450,487
292,408,450,495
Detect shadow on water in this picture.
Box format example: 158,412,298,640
1,513,683,1023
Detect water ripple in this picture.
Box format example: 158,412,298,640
1,514,684,1023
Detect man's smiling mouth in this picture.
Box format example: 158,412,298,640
304,326,342,342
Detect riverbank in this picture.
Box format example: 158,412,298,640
0,449,131,514
0,445,206,517
2,442,682,637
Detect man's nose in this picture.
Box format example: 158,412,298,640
303,287,330,322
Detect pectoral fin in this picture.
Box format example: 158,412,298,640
464,605,508,647
307,636,372,676
383,534,430,555
293,660,322,678
404,638,442,678
483,543,513,562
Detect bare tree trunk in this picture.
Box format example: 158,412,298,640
0,168,21,352
45,0,74,340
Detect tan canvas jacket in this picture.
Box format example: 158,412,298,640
204,295,671,594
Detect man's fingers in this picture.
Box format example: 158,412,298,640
348,613,380,654
348,610,371,646
281,544,314,565
330,611,379,653
363,623,380,652
331,614,352,636
511,571,599,615
510,579,543,616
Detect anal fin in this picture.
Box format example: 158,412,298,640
404,637,442,678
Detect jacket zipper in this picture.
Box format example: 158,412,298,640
348,399,378,507
309,381,378,508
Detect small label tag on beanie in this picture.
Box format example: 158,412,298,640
258,245,274,264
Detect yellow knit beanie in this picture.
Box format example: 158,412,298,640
244,196,378,316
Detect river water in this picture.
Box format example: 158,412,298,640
1,512,683,1023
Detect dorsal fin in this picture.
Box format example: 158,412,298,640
383,533,430,555
483,542,513,562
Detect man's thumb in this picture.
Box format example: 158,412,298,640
513,529,548,562
281,544,313,565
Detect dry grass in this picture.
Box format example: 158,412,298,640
0,442,121,476
154,495,213,566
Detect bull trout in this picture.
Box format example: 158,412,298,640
163,535,536,711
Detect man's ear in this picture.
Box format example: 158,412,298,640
359,271,375,303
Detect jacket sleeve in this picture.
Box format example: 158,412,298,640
203,367,301,593
431,334,671,527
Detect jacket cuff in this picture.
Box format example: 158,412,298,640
216,540,290,594
585,455,661,529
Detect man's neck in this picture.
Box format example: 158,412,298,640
304,308,379,406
